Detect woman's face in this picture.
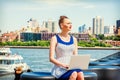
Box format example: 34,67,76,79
61,18,72,31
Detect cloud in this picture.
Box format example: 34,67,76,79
18,0,64,11
21,7,44,11
83,5,95,9
38,0,96,9
2,0,96,12
33,0,65,5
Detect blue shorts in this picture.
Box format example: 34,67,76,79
58,69,82,80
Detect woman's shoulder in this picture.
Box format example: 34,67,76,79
51,35,57,40
50,35,57,42
71,36,77,40
71,36,77,44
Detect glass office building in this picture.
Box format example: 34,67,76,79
117,20,120,29
20,32,41,41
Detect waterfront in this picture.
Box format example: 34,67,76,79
0,48,119,80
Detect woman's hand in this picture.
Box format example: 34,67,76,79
61,64,69,69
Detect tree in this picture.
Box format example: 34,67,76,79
114,35,120,41
97,34,105,40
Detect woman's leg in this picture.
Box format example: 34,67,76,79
77,72,84,80
69,71,77,80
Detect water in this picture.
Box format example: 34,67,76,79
0,48,119,80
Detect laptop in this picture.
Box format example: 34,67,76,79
68,54,90,70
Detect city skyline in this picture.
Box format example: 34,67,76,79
0,0,120,34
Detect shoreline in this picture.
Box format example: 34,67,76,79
1,46,120,50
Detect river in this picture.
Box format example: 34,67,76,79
0,48,119,80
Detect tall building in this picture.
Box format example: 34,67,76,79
93,16,104,35
27,18,39,28
104,26,109,34
116,20,120,34
116,20,120,29
109,26,114,34
104,26,114,36
42,19,57,33
78,24,86,33
87,27,92,35
113,25,117,34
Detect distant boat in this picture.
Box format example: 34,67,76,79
0,48,29,76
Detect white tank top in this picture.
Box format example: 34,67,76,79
51,34,75,78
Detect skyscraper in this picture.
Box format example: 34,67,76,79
78,24,86,33
116,20,120,29
104,26,109,34
116,20,120,34
104,26,114,34
27,18,39,28
93,16,104,35
42,19,57,33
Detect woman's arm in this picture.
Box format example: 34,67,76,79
49,36,68,69
73,37,78,55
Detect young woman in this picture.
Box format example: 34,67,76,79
49,16,84,80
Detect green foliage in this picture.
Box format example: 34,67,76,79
97,35,120,41
78,40,112,47
78,36,112,47
90,38,98,42
105,35,114,40
113,35,120,41
97,34,105,40
36,40,50,46
1,34,118,47
78,41,95,47
0,40,50,47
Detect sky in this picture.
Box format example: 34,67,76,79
0,0,120,33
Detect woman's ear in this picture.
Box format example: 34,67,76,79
60,23,63,29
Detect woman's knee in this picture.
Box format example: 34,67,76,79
77,72,84,80
69,71,78,79
78,72,84,76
